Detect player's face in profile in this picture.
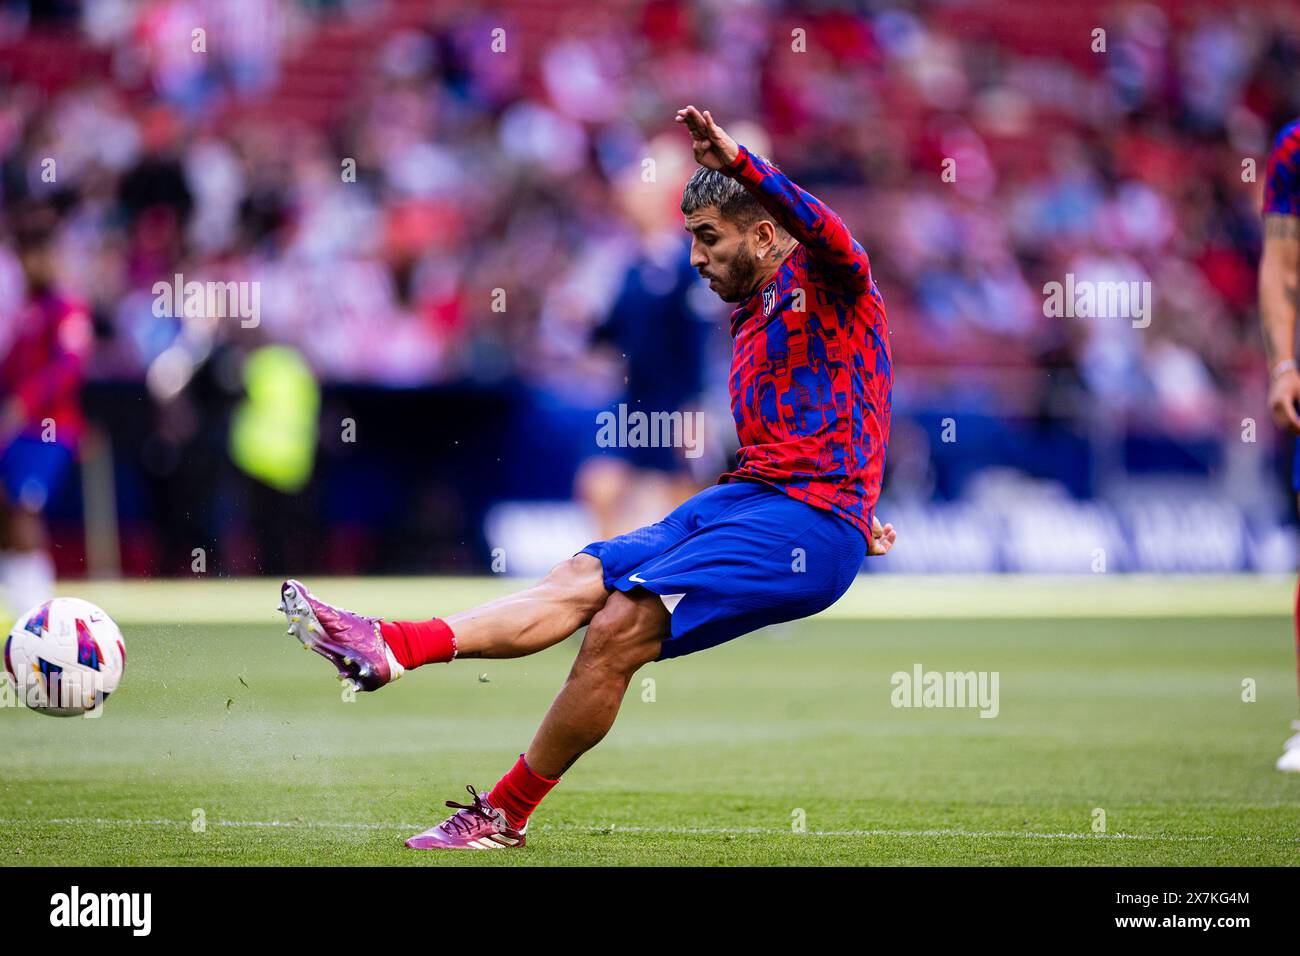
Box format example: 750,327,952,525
685,208,759,303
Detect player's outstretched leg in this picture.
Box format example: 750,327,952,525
405,588,668,849
279,555,609,691
280,579,406,691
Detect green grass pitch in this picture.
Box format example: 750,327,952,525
2,576,1298,866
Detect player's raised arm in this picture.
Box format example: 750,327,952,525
1262,216,1300,431
675,105,873,293
1261,123,1300,433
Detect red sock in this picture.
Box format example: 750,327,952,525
379,619,456,669
488,754,560,829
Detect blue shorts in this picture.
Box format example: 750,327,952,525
1293,439,1300,493
0,436,74,513
580,481,866,660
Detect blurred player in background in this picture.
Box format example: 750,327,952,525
576,139,716,539
278,106,896,849
0,209,92,623
1261,116,1300,773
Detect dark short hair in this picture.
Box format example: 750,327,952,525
681,166,784,236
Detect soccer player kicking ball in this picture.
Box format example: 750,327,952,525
279,106,896,848
1261,116,1300,773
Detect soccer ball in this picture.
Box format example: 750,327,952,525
3,598,126,717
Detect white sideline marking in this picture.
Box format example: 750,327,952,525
1,817,1291,843
66,574,1299,625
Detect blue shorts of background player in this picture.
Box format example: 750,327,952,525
580,480,867,660
0,436,75,513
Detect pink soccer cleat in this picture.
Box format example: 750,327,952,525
405,786,527,850
279,579,403,692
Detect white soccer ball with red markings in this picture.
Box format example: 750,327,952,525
4,598,126,717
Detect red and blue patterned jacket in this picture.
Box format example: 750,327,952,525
718,145,892,543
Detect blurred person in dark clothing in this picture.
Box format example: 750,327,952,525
139,311,242,575
576,143,718,539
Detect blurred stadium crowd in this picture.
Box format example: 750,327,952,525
2,0,1299,578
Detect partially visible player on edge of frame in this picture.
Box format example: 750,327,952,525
1261,115,1300,773
0,206,92,627
278,105,898,848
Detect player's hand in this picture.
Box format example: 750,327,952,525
1268,366,1300,433
867,514,896,557
675,106,739,171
